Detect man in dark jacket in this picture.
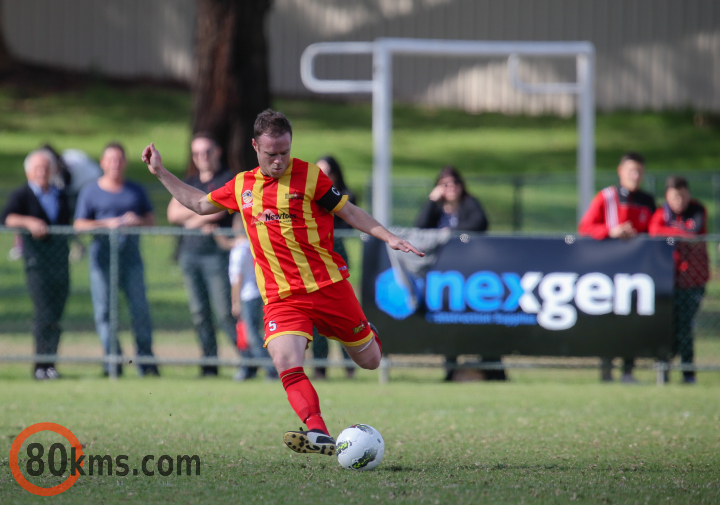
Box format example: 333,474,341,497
1,149,71,380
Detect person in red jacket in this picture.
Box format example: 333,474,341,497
649,176,708,384
578,152,656,383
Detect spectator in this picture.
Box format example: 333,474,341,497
578,152,656,383
74,142,159,377
415,165,489,232
226,214,278,381
167,133,236,377
415,166,501,381
7,145,72,262
1,149,71,380
649,176,709,384
312,156,356,380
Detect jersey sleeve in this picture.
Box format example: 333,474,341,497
577,192,610,240
313,167,348,213
207,175,240,213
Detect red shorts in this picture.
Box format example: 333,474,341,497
263,280,374,348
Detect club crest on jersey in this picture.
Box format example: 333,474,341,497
352,321,367,335
241,190,253,204
685,219,696,230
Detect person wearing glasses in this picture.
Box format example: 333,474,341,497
167,133,238,378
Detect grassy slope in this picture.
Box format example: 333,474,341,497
1,84,719,189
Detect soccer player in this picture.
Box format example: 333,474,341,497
578,151,656,383
142,109,423,456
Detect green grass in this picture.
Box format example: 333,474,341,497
5,85,720,180
0,360,719,504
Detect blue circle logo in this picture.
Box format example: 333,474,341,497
375,268,420,320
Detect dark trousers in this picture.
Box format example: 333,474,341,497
178,252,236,368
674,286,705,367
26,264,69,369
600,358,635,377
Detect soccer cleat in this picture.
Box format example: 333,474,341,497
283,428,336,456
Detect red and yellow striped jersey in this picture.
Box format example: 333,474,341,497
207,158,349,304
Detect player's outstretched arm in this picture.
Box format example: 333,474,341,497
336,202,425,257
141,143,221,216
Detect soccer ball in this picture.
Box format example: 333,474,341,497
335,424,385,471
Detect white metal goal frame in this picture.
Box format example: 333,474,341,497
300,38,596,226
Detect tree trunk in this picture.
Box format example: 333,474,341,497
0,0,17,74
191,0,272,174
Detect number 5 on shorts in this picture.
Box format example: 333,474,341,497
268,321,277,332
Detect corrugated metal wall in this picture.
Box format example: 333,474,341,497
2,0,195,80
3,0,719,113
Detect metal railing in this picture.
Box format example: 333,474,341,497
1,226,719,385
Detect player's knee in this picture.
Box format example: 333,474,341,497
271,353,292,372
360,355,381,370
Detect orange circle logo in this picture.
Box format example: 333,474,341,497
9,422,83,496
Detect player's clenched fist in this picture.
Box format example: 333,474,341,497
141,143,163,175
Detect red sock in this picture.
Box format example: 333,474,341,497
279,367,329,435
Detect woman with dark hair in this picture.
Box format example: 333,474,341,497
312,155,357,379
416,166,504,381
415,166,488,232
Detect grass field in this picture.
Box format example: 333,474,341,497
1,357,719,504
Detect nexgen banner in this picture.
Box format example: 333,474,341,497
362,235,675,359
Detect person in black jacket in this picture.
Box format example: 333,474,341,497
415,166,504,381
1,149,71,380
415,165,488,232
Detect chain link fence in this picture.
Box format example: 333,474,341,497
0,225,719,383
382,172,720,234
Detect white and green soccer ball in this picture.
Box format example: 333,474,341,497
335,424,385,471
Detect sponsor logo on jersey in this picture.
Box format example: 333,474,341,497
252,209,298,226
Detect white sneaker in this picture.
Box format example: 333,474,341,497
45,367,60,380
